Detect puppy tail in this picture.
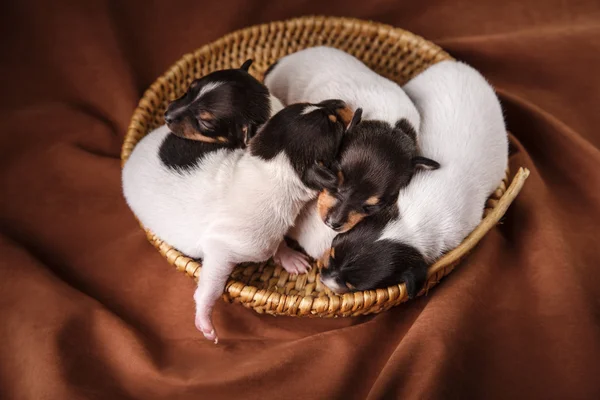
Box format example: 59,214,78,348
401,264,428,299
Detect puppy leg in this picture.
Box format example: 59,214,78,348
193,255,234,344
273,240,311,275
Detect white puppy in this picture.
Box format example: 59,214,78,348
123,100,356,343
320,60,509,298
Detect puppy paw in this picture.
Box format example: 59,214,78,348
195,311,218,344
274,245,311,275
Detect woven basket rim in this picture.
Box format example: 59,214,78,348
121,15,530,317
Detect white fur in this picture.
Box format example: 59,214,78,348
195,81,222,100
379,61,508,262
122,95,298,342
287,199,337,259
264,46,420,129
266,46,421,259
123,131,313,261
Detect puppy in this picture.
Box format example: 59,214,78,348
265,46,439,235
164,60,278,146
124,98,357,343
156,60,284,172
320,60,509,298
124,61,284,256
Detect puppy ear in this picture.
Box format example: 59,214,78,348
401,263,428,299
240,59,253,71
412,156,440,171
304,162,338,191
347,108,363,131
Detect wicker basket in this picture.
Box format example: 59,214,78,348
121,16,529,318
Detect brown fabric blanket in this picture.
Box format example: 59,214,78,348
1,1,600,399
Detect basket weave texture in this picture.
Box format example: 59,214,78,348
121,16,529,317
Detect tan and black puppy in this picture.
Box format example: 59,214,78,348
316,115,439,232
160,60,284,170
164,60,275,145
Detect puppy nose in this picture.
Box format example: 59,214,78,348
164,110,180,125
326,218,342,230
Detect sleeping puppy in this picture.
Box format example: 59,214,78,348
320,60,509,298
164,59,277,147
158,60,284,171
124,98,356,343
265,46,439,236
124,60,284,257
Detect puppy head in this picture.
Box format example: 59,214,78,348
319,216,429,298
317,118,440,232
164,60,271,146
250,100,360,190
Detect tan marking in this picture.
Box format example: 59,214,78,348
337,170,344,185
336,106,354,128
317,190,337,221
328,114,337,123
320,251,330,269
242,125,251,145
346,282,356,290
330,247,335,259
338,210,366,233
199,111,214,120
182,124,228,144
365,196,380,206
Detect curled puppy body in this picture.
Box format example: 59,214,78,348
265,46,439,235
124,100,354,342
124,61,284,257
320,60,509,298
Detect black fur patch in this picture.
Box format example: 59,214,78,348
249,101,347,190
322,209,428,298
160,65,273,169
394,118,417,142
159,133,235,171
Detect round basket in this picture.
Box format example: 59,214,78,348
121,16,529,318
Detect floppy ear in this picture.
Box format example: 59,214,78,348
412,156,440,171
240,59,253,71
347,108,363,131
304,162,338,191
401,263,428,299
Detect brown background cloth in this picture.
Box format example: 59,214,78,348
1,1,600,399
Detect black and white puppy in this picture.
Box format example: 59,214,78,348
124,97,356,343
320,60,509,298
164,59,277,146
265,46,440,235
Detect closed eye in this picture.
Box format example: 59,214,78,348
362,204,380,214
197,118,214,130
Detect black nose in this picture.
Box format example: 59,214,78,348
326,218,342,230
164,113,174,125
